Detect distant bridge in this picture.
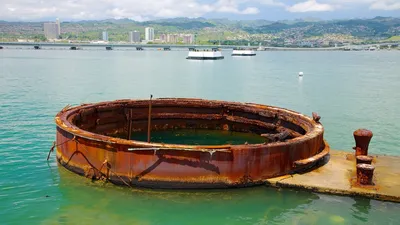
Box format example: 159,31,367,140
0,42,398,51
2,42,243,49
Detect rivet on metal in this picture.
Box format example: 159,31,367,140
356,155,373,165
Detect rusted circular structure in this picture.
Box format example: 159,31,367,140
55,98,329,189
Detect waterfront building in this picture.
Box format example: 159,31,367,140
43,19,60,40
102,31,108,41
160,34,167,42
145,27,154,41
56,18,60,36
183,34,195,44
129,31,140,43
167,34,178,43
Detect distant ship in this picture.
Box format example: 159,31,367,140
368,46,378,51
186,48,224,60
257,43,265,51
231,48,256,56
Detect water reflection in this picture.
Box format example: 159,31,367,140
45,167,319,225
351,197,371,222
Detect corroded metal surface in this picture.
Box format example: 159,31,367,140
353,129,373,156
356,155,373,165
55,98,327,189
357,164,375,185
266,150,400,203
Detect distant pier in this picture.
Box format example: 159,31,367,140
0,42,398,51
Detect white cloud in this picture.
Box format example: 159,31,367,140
1,0,398,21
255,0,286,7
320,0,400,10
214,0,260,14
286,0,336,12
370,0,400,10
241,7,260,14
0,0,260,21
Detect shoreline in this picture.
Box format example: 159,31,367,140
1,42,397,51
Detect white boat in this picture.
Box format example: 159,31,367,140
257,43,265,51
368,46,378,51
186,48,224,60
231,48,256,56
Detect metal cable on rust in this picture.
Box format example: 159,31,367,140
47,136,76,161
74,139,133,188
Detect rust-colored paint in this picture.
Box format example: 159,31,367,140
353,129,373,156
127,109,133,140
147,95,153,143
312,112,321,123
356,164,375,185
356,155,373,165
55,98,328,189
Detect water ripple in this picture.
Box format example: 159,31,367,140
1,50,400,224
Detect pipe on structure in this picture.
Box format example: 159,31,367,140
353,129,373,156
54,98,329,189
127,109,133,140
147,95,153,143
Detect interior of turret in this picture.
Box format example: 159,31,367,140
68,100,312,145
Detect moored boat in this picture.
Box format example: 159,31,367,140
70,46,81,50
232,48,256,56
186,48,224,60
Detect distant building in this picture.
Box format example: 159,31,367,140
102,31,108,41
145,27,154,41
183,34,195,44
56,18,61,36
17,39,35,43
167,34,178,43
129,31,140,43
298,41,313,48
322,40,330,47
160,34,167,42
43,19,60,40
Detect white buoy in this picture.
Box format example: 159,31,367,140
299,72,304,76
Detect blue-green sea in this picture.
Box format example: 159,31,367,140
1,48,400,224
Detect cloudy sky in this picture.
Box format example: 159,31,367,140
1,0,400,21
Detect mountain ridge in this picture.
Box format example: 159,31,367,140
1,16,399,43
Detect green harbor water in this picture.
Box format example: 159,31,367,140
1,48,400,224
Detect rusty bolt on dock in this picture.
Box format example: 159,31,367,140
356,155,373,165
353,129,373,156
357,164,375,185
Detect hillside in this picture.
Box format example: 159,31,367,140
1,17,399,45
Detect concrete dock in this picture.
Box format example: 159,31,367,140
265,150,400,203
